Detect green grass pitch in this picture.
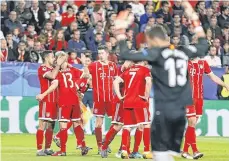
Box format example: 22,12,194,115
1,134,229,161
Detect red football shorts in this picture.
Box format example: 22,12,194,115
58,104,82,122
111,101,124,125
93,101,113,117
39,101,57,121
186,98,203,118
123,108,151,127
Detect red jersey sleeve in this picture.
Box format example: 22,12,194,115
143,67,151,78
204,60,212,74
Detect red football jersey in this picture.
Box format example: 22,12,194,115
56,67,83,106
88,61,118,102
120,65,151,108
76,78,89,94
188,59,212,99
38,65,57,102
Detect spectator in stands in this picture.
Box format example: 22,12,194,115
40,21,56,48
87,0,96,17
1,1,9,31
64,22,78,41
109,36,118,52
156,1,172,24
222,43,229,66
213,38,224,55
136,25,151,50
206,15,222,38
88,33,105,60
212,0,220,15
6,32,18,50
172,0,184,16
206,28,213,46
24,23,38,39
49,29,68,51
4,11,24,33
31,40,43,63
43,12,61,30
217,6,229,28
0,39,15,62
104,0,114,18
12,28,21,44
155,14,171,35
218,24,229,46
169,14,187,36
30,0,45,34
130,0,145,22
68,30,86,52
201,7,213,28
15,0,32,26
205,45,222,67
91,4,105,27
77,11,90,40
68,51,81,64
85,21,105,50
104,12,116,33
44,2,61,22
126,29,136,49
127,40,135,50
184,24,195,42
195,1,206,23
61,5,76,27
220,1,229,14
140,16,155,32
140,5,156,26
171,35,180,48
62,0,78,13
10,41,31,62
27,35,35,50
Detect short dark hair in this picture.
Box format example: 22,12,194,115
145,25,167,40
67,5,73,10
98,45,108,51
221,6,229,13
161,1,169,7
209,45,216,51
41,50,53,62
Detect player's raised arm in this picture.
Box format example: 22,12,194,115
36,80,59,101
181,1,209,58
208,73,229,91
45,54,66,80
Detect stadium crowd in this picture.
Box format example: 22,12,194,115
1,0,229,67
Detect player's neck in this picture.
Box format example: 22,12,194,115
99,60,109,65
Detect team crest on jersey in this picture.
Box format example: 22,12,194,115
94,109,98,113
80,82,85,87
199,65,203,69
46,112,50,117
42,67,47,71
110,67,114,71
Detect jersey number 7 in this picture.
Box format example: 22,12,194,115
128,72,136,88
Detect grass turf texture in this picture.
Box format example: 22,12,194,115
1,134,229,161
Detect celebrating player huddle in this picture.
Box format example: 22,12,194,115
35,1,229,161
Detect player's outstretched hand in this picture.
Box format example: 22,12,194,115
56,55,66,66
139,95,149,101
36,94,45,101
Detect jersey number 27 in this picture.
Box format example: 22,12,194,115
164,58,187,87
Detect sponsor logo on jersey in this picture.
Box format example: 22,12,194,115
199,65,203,69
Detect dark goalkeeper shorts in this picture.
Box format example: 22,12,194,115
151,101,186,153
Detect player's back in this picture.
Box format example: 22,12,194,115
150,47,193,107
121,64,150,108
38,65,56,102
57,67,82,106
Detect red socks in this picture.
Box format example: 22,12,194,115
133,129,143,153
45,128,53,149
102,126,119,150
36,129,44,150
74,125,86,147
60,128,68,153
121,129,130,151
95,127,102,148
183,126,198,153
56,122,72,138
143,127,150,152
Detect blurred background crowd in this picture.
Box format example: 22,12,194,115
1,0,229,68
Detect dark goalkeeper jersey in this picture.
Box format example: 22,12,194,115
119,38,209,108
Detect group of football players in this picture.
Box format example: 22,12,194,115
35,1,229,160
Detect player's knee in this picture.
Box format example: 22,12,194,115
114,124,122,131
95,117,103,127
38,120,46,130
137,124,144,131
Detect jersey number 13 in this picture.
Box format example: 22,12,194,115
164,58,187,87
